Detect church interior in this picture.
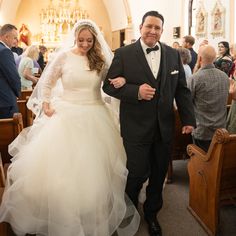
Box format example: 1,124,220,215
0,0,236,235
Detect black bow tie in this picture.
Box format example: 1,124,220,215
146,45,159,54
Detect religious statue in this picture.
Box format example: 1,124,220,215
19,24,31,46
213,8,222,31
197,12,205,33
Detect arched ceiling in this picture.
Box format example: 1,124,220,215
0,0,21,24
0,0,129,31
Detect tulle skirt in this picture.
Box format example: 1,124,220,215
0,100,140,236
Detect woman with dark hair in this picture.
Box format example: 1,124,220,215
227,45,236,134
214,41,234,76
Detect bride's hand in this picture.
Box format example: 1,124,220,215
109,77,126,88
43,102,55,117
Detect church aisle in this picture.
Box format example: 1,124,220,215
135,160,236,236
3,160,236,236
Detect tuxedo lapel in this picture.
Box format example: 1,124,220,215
159,43,167,97
134,40,156,87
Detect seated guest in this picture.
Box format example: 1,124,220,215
16,53,41,73
227,73,236,133
199,39,208,47
229,43,236,77
11,38,23,55
214,41,234,77
177,47,192,82
15,53,22,67
193,42,210,73
172,41,180,49
12,51,19,62
18,45,39,90
37,45,47,71
182,35,198,72
188,45,229,152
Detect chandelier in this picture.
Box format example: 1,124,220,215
40,0,89,45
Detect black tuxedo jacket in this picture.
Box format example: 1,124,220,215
0,42,21,109
103,39,195,143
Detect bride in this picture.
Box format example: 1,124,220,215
0,19,140,236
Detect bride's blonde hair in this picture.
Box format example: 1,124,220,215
75,24,105,74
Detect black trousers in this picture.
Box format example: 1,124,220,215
123,133,171,218
193,138,211,152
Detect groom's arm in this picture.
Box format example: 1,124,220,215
103,48,139,104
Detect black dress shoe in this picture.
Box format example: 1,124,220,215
145,217,162,236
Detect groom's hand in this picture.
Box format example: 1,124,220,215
138,83,156,100
182,126,194,134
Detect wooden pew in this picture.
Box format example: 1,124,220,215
0,153,5,198
0,153,7,236
0,153,5,183
187,128,236,236
18,89,32,100
0,113,23,165
17,97,34,127
166,108,192,183
0,155,13,236
167,99,231,184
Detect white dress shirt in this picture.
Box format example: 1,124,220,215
140,40,161,78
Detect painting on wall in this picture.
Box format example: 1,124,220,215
19,24,32,46
195,2,208,39
211,0,225,38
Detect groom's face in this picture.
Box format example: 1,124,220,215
140,16,163,47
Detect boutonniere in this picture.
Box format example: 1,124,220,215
170,70,179,75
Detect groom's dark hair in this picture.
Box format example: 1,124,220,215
141,11,164,25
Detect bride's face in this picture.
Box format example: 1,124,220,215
76,29,94,55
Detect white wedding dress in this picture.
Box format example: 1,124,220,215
0,51,140,236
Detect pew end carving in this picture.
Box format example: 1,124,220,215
187,128,236,235
0,113,23,165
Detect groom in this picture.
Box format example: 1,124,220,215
103,11,195,236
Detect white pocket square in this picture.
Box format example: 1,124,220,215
171,70,179,75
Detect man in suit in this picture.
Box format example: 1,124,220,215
182,35,198,72
11,38,23,56
37,45,47,72
103,11,195,236
0,24,21,118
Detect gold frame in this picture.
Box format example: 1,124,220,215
195,2,208,39
211,0,225,38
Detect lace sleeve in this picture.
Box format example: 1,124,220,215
41,52,66,102
27,52,67,118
